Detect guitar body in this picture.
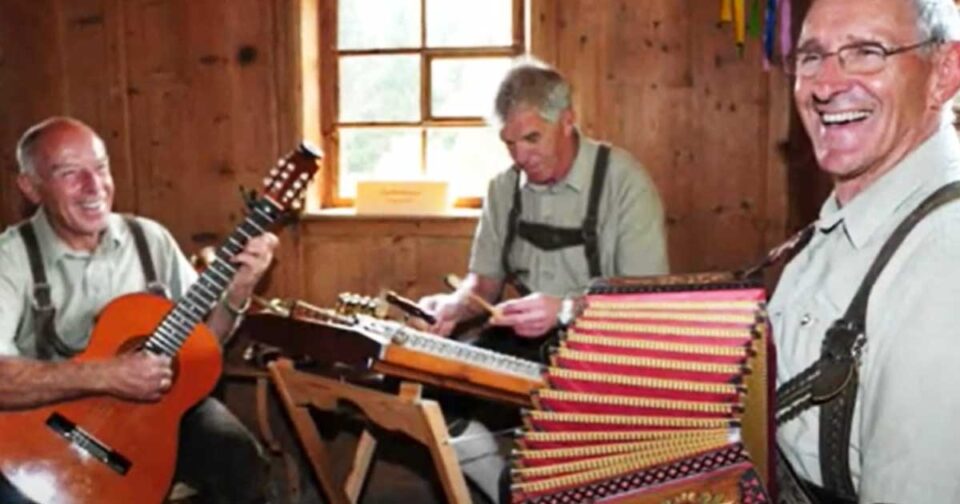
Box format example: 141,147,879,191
0,293,223,504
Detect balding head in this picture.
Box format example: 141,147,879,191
16,117,105,175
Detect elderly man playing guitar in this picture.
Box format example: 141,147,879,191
0,117,284,504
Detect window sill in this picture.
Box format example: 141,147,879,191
302,207,481,221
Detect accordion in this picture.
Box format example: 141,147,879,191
510,273,773,503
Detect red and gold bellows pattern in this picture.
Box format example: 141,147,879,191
510,273,773,503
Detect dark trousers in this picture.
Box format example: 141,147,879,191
0,397,269,504
175,397,271,504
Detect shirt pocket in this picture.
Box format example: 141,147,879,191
776,288,844,382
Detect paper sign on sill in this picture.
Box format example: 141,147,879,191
355,180,450,216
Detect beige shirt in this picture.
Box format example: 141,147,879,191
0,210,196,358
771,123,960,503
469,134,669,297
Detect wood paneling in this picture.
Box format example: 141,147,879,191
534,0,793,272
0,0,64,221
296,214,476,305
0,0,819,303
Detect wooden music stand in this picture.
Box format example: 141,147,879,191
267,358,471,504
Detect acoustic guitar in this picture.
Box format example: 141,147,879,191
0,143,321,504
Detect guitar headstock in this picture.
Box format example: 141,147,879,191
262,141,322,212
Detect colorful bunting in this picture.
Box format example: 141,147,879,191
720,0,733,23
718,0,791,70
734,0,746,47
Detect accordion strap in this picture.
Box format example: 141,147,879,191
738,223,815,279
776,180,960,501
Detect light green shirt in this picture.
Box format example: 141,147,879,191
770,123,960,502
469,134,668,297
0,209,196,358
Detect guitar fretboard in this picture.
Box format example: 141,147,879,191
145,198,282,356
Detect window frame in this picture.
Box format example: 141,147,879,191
318,0,526,208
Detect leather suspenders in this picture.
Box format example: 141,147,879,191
500,144,611,295
19,215,167,359
775,180,960,501
125,217,171,299
18,223,61,360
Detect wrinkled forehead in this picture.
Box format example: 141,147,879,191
799,0,920,48
35,125,108,170
500,105,549,140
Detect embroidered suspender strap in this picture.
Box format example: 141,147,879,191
499,145,612,294
582,144,610,278
123,216,168,298
18,222,62,359
738,223,815,280
776,180,960,500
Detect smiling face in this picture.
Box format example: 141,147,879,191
499,105,577,185
17,120,114,251
796,0,945,202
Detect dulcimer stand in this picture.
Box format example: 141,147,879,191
267,358,471,504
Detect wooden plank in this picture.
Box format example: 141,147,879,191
57,0,136,213
300,215,477,238
685,1,770,271
297,218,474,305
0,0,64,227
411,236,474,300
318,1,338,207
528,0,558,64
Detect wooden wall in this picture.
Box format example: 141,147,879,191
532,0,798,273
0,0,818,306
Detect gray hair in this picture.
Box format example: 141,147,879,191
16,117,93,174
907,0,960,124
493,61,572,124
911,0,960,43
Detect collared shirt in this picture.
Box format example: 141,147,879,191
469,134,669,297
0,209,196,358
771,123,960,503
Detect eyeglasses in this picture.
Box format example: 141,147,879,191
785,38,941,77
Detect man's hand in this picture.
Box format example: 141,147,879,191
98,352,173,402
417,293,466,336
489,292,562,338
226,232,279,307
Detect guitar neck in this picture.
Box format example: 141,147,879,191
144,198,284,356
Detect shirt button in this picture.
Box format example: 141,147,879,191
800,314,812,326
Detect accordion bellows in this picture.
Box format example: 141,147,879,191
511,273,773,503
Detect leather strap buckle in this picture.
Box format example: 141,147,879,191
811,319,865,403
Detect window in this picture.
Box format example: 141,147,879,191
319,0,525,207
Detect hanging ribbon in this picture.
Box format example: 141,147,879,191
721,0,734,23
779,0,794,61
762,0,778,68
734,0,747,49
747,0,763,39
